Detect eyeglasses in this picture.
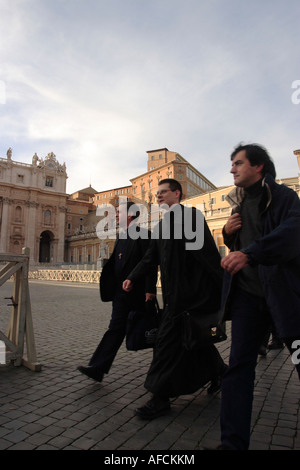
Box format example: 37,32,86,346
156,189,172,196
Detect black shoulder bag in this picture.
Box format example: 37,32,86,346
126,299,162,351
181,309,227,351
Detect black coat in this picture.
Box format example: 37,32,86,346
127,205,225,397
100,226,157,309
222,174,300,338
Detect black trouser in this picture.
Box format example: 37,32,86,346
221,288,300,450
89,291,144,373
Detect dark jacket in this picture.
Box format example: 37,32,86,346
128,205,223,315
127,205,225,397
222,174,300,338
100,226,157,305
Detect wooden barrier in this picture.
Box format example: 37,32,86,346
0,247,41,371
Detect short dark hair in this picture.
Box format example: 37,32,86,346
159,178,183,201
231,143,276,178
118,200,139,220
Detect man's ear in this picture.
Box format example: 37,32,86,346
175,189,181,200
256,163,264,176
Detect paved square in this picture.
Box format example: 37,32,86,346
0,279,299,450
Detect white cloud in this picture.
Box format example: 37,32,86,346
0,0,299,194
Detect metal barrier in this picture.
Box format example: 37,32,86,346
28,269,100,283
28,267,161,287
0,248,41,371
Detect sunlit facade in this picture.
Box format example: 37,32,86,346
0,149,67,264
1,146,299,267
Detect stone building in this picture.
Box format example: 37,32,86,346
131,148,216,206
91,148,216,208
93,185,132,208
65,185,101,266
2,145,298,268
64,148,217,265
0,148,67,264
64,147,300,266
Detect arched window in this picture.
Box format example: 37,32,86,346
44,210,51,225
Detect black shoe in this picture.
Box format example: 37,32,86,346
77,365,103,382
258,345,267,356
207,364,228,394
268,339,284,350
135,396,170,420
207,380,222,394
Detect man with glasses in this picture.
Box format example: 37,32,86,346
123,179,226,419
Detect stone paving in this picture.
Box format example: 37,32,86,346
0,279,299,452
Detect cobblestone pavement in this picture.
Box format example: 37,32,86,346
0,279,299,452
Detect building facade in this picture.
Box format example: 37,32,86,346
64,147,300,265
64,148,217,264
0,148,68,264
1,146,299,267
65,185,102,266
92,185,132,208
131,148,216,206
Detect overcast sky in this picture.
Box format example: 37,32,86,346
0,0,299,194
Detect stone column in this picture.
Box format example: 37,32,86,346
51,238,58,264
0,198,12,252
57,205,67,263
25,201,39,262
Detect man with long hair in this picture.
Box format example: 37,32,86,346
219,143,300,450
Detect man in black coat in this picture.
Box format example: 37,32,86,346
219,143,300,450
77,201,157,382
123,179,227,419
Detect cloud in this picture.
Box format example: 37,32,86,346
0,0,299,194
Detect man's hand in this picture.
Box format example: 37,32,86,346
221,251,248,275
145,293,156,302
123,279,133,292
224,213,242,236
